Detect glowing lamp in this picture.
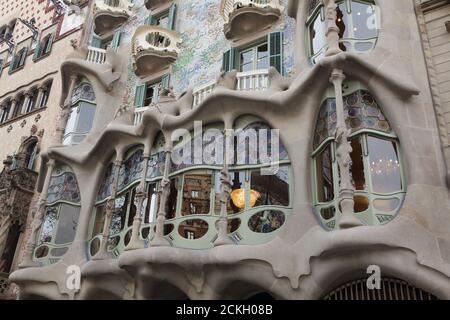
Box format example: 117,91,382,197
230,189,260,209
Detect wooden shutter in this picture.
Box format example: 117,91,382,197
269,31,283,74
44,34,54,54
161,74,170,89
222,48,238,72
0,59,4,75
33,41,42,60
168,4,177,30
111,29,122,51
134,84,147,108
145,14,157,25
91,34,102,48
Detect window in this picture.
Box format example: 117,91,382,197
0,101,11,123
312,86,405,230
9,47,28,73
145,4,177,30
307,0,378,63
91,28,122,51
24,140,38,170
39,82,52,108
222,32,283,75
134,75,169,108
24,88,39,113
63,82,96,145
34,165,81,265
14,94,26,117
33,33,54,60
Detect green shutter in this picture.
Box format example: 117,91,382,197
168,4,177,30
33,41,42,60
145,14,157,25
111,29,122,51
0,59,4,76
222,48,238,72
44,34,54,54
91,34,102,48
9,55,16,72
269,31,283,74
134,84,147,108
17,47,28,68
161,74,170,89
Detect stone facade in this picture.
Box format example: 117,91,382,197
0,0,87,299
3,0,450,300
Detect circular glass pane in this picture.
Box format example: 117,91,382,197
248,210,286,234
35,245,49,259
178,219,209,240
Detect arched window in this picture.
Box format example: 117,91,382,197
323,277,438,300
63,80,96,145
90,146,148,257
307,0,379,63
38,81,52,108
24,140,38,171
312,83,405,230
34,164,81,265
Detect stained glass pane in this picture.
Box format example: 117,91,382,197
47,172,81,204
40,207,59,244
97,163,115,201
117,149,144,192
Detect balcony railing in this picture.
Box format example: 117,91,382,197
132,26,181,78
86,46,107,64
220,0,283,40
134,69,270,125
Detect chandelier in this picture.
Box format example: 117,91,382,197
370,158,400,176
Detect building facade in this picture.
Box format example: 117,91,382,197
4,0,450,299
0,0,89,299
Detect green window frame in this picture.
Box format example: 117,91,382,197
134,74,170,108
33,33,54,61
306,0,378,63
222,31,283,74
145,3,177,29
312,86,406,230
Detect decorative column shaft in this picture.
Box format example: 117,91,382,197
19,159,56,268
325,0,342,57
214,128,234,246
92,159,122,260
55,75,78,145
330,69,362,229
7,99,18,120
125,153,150,251
151,146,172,247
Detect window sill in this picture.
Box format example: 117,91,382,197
0,107,47,129
33,52,51,63
8,65,25,75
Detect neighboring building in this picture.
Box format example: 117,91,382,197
6,0,450,300
0,0,88,299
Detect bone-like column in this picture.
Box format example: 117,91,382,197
214,127,234,246
330,69,362,229
55,74,78,145
125,153,150,251
325,0,342,57
19,159,56,268
92,158,122,260
150,145,172,247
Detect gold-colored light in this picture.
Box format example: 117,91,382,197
230,189,260,209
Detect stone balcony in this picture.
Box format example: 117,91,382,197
132,25,182,78
220,0,283,41
93,0,134,36
144,0,173,11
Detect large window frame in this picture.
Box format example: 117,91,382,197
312,85,406,230
307,0,379,63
